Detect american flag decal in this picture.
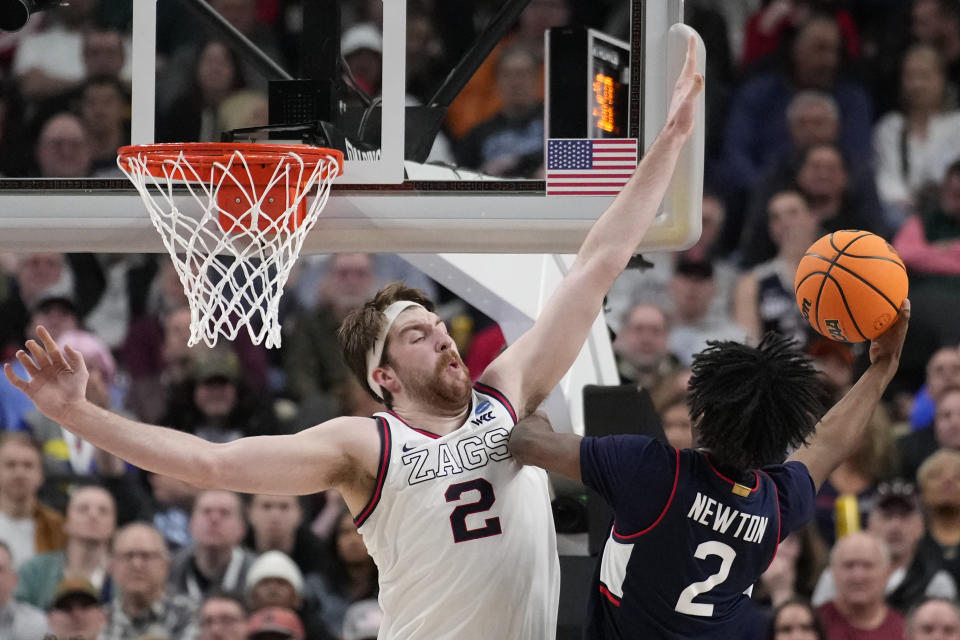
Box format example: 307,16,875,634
546,138,638,196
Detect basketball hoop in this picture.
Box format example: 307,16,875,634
117,143,343,348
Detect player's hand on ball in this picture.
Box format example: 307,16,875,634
869,298,910,382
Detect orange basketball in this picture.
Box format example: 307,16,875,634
794,230,908,343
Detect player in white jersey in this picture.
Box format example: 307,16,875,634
7,39,702,640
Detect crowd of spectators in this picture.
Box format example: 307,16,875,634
3,0,960,639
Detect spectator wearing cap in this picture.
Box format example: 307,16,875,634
341,24,382,100
665,257,750,366
245,550,331,640
341,599,382,640
812,481,956,612
246,606,304,640
198,591,247,640
0,433,65,568
900,386,960,481
904,597,960,640
817,532,905,640
169,490,254,601
16,485,115,609
46,576,106,640
915,449,960,589
0,539,48,639
102,522,198,640
161,347,281,444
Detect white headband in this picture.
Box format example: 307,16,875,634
366,300,425,399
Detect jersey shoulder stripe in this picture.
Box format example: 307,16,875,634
353,416,392,527
474,381,518,423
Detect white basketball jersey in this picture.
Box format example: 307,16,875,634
355,383,560,640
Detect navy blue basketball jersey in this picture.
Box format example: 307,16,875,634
580,435,815,639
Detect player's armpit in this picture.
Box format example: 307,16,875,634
509,412,582,482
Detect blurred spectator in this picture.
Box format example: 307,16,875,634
915,0,960,93
22,330,127,510
102,522,198,640
0,253,76,361
755,525,830,609
78,76,130,175
734,189,820,347
45,577,107,640
309,510,377,635
741,1,861,70
900,386,960,480
198,591,247,640
657,395,693,450
813,481,956,611
162,348,280,443
909,347,960,432
915,450,960,589
34,112,94,177
611,303,682,390
904,597,960,640
0,79,30,176
158,40,245,143
817,532,905,639
83,27,127,81
218,90,268,132
445,0,568,139
284,253,375,404
246,606,304,640
244,551,330,640
807,338,856,400
740,143,887,267
607,193,738,327
244,495,330,580
0,539,48,639
456,45,544,178
721,14,873,208
768,597,827,640
341,23,382,100
341,599,382,640
170,490,254,600
874,45,960,226
405,8,444,105
206,0,282,94
16,485,115,609
146,472,198,551
665,258,750,365
0,433,65,568
815,412,897,545
83,254,160,351
11,0,100,102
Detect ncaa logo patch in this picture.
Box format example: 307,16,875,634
475,401,492,416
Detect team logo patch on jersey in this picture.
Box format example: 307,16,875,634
475,401,492,415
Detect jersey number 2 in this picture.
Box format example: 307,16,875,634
674,541,737,617
445,478,502,543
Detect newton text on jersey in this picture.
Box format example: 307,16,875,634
401,427,512,486
686,492,770,544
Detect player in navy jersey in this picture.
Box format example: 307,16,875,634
510,301,910,640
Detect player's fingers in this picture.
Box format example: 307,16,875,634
3,362,29,391
681,35,697,77
14,350,41,377
36,326,69,369
63,345,84,372
25,339,51,367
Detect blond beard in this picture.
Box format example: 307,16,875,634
398,350,472,411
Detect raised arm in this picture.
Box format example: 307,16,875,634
5,327,376,497
481,37,703,416
788,300,910,490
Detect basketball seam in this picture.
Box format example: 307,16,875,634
825,273,869,341
813,232,873,336
809,258,902,314
805,250,907,274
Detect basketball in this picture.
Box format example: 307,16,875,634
794,230,909,343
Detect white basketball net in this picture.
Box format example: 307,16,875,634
118,147,341,348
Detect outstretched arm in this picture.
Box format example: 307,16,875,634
509,412,583,482
788,300,911,490
482,36,703,417
5,327,373,496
